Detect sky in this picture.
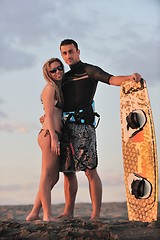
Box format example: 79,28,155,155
0,0,160,205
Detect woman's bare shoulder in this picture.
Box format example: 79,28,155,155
41,83,55,99
42,83,55,93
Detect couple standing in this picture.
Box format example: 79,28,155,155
26,39,141,221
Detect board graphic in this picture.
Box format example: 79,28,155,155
120,79,158,222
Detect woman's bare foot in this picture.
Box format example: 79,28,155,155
26,212,41,221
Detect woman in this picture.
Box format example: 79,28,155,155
26,58,64,221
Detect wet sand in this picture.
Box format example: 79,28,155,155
0,202,160,239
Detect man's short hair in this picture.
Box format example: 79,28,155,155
60,39,79,50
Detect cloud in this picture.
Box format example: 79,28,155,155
0,184,22,192
102,172,124,187
0,0,91,72
101,21,160,86
0,0,53,43
0,0,159,86
0,181,39,192
0,0,56,72
108,39,160,84
0,0,92,44
0,111,8,119
0,40,36,72
0,121,39,133
0,99,8,119
76,171,124,188
0,98,5,104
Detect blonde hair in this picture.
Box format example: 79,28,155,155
42,58,64,105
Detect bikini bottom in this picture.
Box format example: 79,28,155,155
38,129,61,141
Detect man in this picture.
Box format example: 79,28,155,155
58,39,141,220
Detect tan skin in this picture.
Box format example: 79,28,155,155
59,43,141,220
26,44,141,221
26,61,64,221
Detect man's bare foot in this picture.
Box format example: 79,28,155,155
43,217,57,222
26,213,41,221
56,213,73,220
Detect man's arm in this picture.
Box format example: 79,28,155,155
109,73,141,86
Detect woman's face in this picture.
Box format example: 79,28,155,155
49,61,64,80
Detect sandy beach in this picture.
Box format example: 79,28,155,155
0,202,160,239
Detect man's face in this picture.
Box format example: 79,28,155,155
60,43,80,66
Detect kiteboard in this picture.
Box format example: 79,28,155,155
120,79,158,222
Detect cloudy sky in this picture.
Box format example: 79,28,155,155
0,0,160,205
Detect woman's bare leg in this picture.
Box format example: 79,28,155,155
26,192,42,221
26,132,59,221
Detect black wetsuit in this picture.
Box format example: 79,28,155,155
60,61,113,172
62,61,113,112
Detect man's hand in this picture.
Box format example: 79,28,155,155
131,73,142,82
39,115,45,124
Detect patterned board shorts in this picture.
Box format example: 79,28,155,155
59,123,98,172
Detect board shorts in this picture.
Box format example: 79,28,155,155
59,123,98,172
